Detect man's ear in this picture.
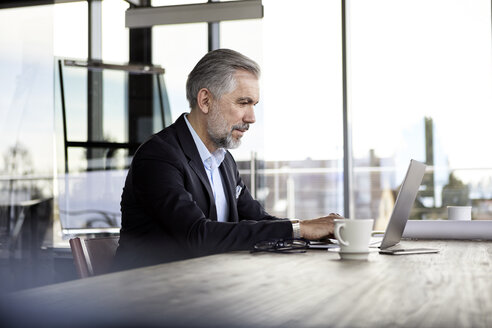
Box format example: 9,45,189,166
196,88,212,114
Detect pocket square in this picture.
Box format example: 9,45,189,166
235,185,242,199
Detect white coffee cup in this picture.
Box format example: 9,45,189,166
334,219,374,256
447,206,472,221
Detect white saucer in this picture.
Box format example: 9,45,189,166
328,248,378,260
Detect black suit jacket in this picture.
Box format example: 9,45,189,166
113,114,292,270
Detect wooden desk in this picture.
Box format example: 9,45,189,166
2,240,492,327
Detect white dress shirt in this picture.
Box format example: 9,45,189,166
184,114,229,222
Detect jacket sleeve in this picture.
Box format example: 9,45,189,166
130,139,293,257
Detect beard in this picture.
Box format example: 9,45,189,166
207,102,249,149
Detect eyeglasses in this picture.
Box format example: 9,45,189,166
251,238,309,254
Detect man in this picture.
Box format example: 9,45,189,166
113,49,341,270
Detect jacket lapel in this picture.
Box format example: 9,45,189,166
175,114,217,220
219,155,239,223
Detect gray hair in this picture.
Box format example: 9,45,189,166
186,48,261,110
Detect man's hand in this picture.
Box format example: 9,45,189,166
299,213,345,240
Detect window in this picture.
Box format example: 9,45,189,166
102,0,129,63
153,23,208,121
223,0,344,219
0,5,54,203
54,1,87,59
54,60,171,231
349,0,492,228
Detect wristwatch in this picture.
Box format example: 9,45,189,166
291,219,301,239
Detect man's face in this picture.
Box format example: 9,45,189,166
207,70,259,150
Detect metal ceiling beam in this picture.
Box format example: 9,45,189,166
125,0,263,28
208,0,220,52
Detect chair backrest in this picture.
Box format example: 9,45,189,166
69,236,119,278
69,237,90,278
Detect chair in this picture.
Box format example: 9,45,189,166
69,236,119,278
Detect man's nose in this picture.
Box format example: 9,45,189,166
243,106,256,124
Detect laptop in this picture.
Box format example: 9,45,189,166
377,159,439,255
309,159,439,254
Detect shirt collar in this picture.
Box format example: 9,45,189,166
184,114,226,170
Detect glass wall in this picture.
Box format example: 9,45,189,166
102,0,129,63
52,0,168,234
54,60,170,230
223,0,345,220
153,24,208,121
54,1,87,59
349,0,492,228
0,5,54,209
1,0,492,240
0,6,55,286
151,0,492,226
152,0,208,121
